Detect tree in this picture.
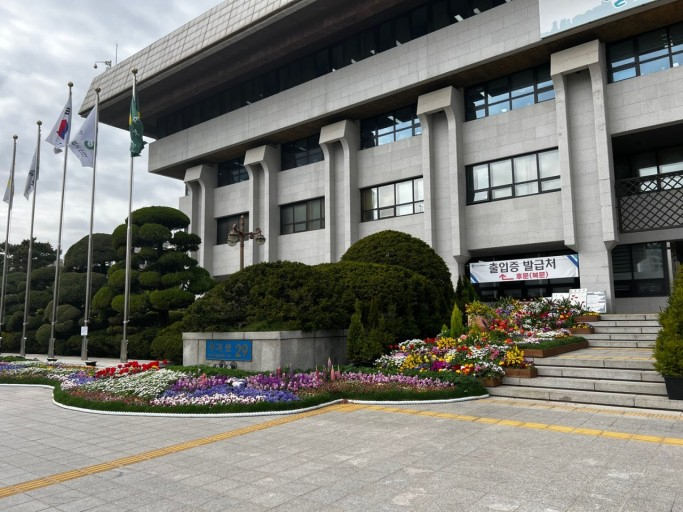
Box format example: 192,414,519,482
63,233,117,273
0,239,56,273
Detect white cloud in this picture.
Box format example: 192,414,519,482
0,0,219,254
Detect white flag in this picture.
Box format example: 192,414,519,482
23,150,38,199
69,107,97,167
45,95,72,153
2,176,12,204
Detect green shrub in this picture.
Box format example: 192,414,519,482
450,302,465,338
151,321,184,363
346,301,365,365
454,274,478,323
341,230,455,307
653,264,683,377
149,288,195,311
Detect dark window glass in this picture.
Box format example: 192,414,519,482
467,149,560,204
608,22,683,83
360,104,421,149
465,64,555,121
281,198,325,234
217,157,249,187
281,134,324,170
216,213,248,245
612,242,668,297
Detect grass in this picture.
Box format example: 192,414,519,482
516,336,586,350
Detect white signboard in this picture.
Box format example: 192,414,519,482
80,326,88,336
539,0,660,38
586,291,607,313
470,255,579,284
569,288,588,308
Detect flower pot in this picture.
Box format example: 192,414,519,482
574,315,600,323
504,367,538,378
521,340,589,358
481,376,503,387
569,326,594,334
663,376,683,401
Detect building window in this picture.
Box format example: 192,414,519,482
360,105,422,149
216,213,248,245
607,22,683,83
615,145,683,192
361,177,424,221
467,149,560,204
465,64,555,121
217,158,248,187
612,242,668,297
281,135,324,171
156,1,508,138
281,198,325,234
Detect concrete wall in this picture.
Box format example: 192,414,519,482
182,330,348,371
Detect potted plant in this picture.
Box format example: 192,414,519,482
501,346,537,378
653,263,683,400
569,323,594,335
574,311,601,323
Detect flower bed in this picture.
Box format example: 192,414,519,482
0,359,484,414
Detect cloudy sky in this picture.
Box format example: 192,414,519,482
0,0,220,255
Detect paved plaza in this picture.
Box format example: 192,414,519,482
1,384,682,511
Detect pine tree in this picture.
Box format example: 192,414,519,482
346,300,366,365
653,264,683,377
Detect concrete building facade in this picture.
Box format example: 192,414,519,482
84,0,683,313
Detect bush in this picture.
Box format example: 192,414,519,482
653,264,683,377
341,230,455,308
149,288,195,311
151,321,184,363
346,301,365,365
184,260,447,345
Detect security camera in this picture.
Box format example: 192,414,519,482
94,63,98,69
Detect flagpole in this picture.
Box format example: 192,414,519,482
121,69,140,363
0,135,18,354
20,122,42,357
48,82,73,360
81,88,100,361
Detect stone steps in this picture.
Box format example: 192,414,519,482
488,314,683,412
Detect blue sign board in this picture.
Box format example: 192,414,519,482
206,340,253,361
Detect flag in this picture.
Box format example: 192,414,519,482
23,150,38,199
129,77,146,157
46,95,73,153
2,176,12,204
69,107,97,167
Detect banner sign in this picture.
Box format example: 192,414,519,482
206,340,253,361
470,255,579,284
539,0,660,38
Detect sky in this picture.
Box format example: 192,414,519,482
0,0,221,256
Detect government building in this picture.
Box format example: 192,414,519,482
83,0,683,313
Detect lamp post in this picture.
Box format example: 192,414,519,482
226,214,266,271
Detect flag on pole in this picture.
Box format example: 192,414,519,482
69,107,97,167
46,95,72,153
129,75,145,157
23,150,39,199
2,176,12,204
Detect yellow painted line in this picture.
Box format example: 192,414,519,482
485,398,683,421
0,404,350,499
366,405,683,447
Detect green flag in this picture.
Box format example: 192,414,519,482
129,75,146,157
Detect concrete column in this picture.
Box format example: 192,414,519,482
183,164,217,272
319,120,359,262
551,40,618,311
244,145,280,266
417,86,467,286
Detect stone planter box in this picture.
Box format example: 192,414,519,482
504,366,538,378
182,330,347,371
574,315,600,323
521,340,589,358
569,326,594,335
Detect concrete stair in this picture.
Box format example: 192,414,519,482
488,314,683,412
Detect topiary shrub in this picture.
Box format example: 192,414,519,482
653,264,683,378
151,321,184,363
454,274,478,323
346,301,366,365
341,230,455,310
450,302,465,338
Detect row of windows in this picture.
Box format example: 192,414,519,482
615,145,683,193
465,64,554,121
467,149,560,204
282,135,324,171
607,22,683,83
156,0,509,138
612,242,668,298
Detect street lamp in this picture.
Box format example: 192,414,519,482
226,214,266,270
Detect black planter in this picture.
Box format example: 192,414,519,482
663,376,683,400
